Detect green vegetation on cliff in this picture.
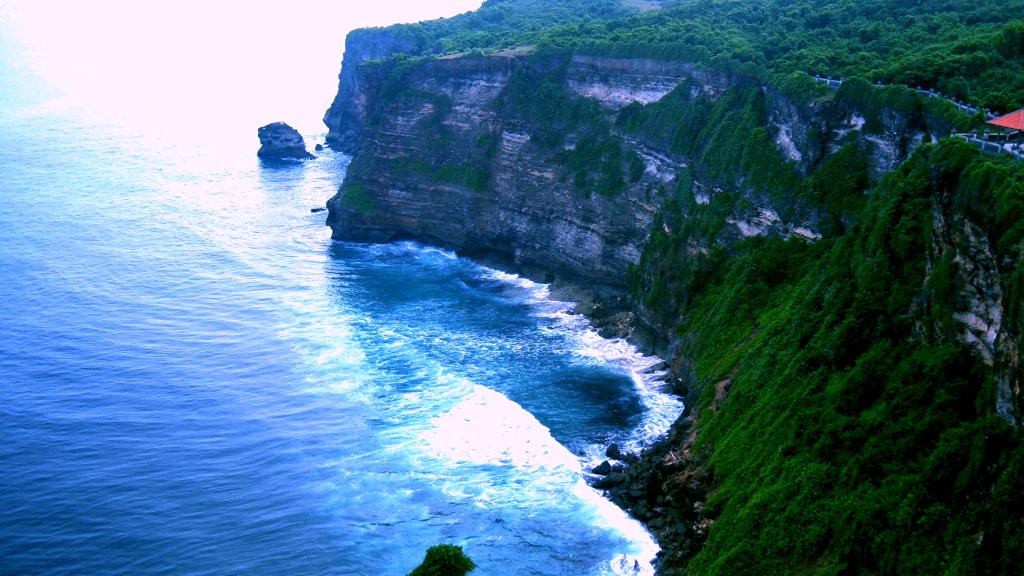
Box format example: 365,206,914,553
348,0,636,59
338,182,377,214
493,60,637,195
629,139,1024,574
544,1,1024,111
362,0,1024,111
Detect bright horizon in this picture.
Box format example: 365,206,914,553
0,1,483,134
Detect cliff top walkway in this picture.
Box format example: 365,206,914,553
811,75,1023,161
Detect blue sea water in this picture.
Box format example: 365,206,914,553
0,23,682,576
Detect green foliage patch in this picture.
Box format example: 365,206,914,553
338,182,377,214
407,544,476,576
401,159,492,192
490,59,636,196
361,1,1024,112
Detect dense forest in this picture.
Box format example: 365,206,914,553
357,0,1024,111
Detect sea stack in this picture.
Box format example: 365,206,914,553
257,122,314,160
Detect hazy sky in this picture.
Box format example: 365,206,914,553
0,1,483,132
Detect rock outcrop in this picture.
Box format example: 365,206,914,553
324,27,428,152
926,191,1022,426
257,122,314,160
326,54,698,285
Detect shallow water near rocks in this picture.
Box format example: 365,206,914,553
0,89,683,574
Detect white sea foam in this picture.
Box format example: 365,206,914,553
382,240,459,261
469,266,685,572
421,383,659,575
484,269,558,305
575,482,659,576
573,328,684,459
423,383,581,472
350,244,680,572
481,267,684,458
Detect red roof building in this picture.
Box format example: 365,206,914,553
988,109,1024,131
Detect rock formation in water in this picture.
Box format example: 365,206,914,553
257,122,314,160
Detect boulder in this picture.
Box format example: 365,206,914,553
594,470,627,489
606,443,624,460
257,122,314,160
606,442,638,464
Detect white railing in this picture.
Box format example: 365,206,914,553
810,76,997,119
811,75,1021,161
956,135,1024,160
810,75,843,90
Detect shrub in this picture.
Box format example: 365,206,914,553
407,544,476,576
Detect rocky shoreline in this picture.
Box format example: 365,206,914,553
336,232,712,571
445,255,713,574
320,200,714,571
547,279,712,574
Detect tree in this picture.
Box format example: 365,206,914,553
407,545,476,576
996,21,1024,59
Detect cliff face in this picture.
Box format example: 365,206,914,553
324,28,428,151
927,186,1022,426
324,48,959,287
323,35,1024,573
326,54,706,284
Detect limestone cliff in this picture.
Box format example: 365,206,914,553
925,184,1023,426
326,53,703,284
323,42,1021,398
325,49,957,289
324,27,429,152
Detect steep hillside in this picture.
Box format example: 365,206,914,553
622,139,1024,574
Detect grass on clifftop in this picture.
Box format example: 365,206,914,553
359,0,1024,112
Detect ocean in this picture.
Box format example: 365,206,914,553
0,5,682,574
